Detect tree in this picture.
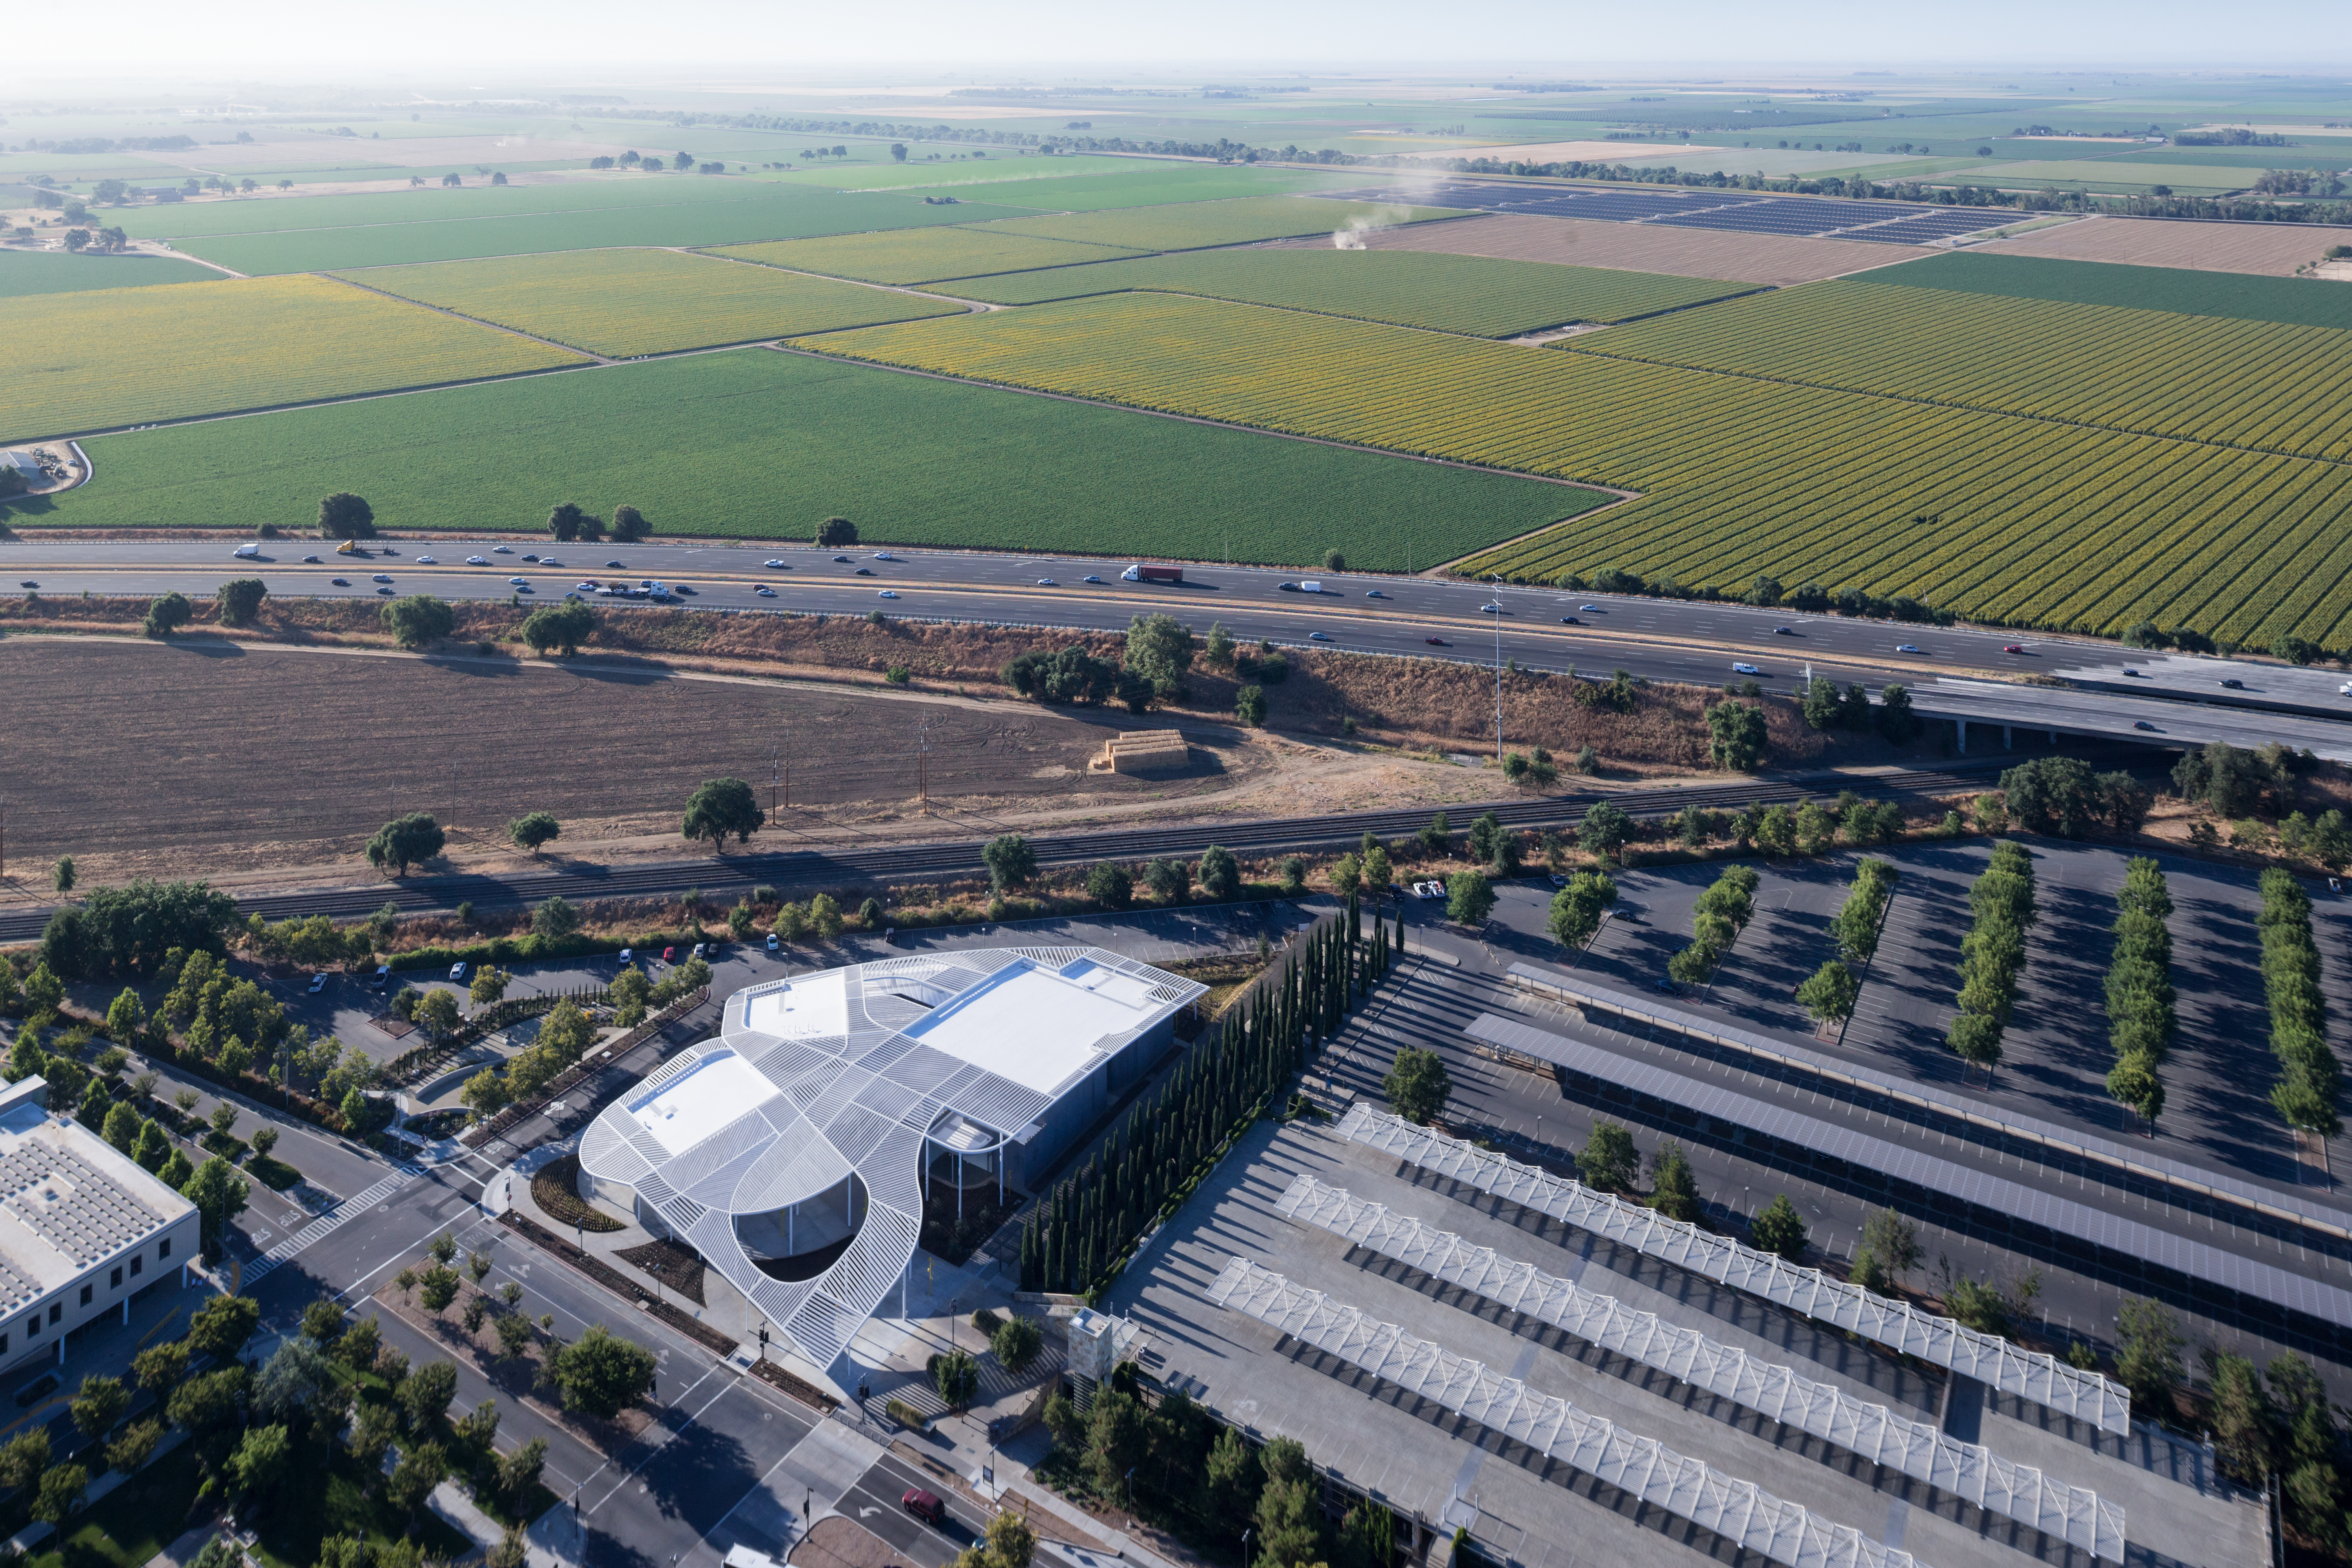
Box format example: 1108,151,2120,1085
989,1315,1043,1374
983,834,1036,891
1859,1208,1921,1285
1705,700,1768,771
143,591,193,639
1548,870,1616,949
509,812,561,853
544,1324,657,1419
1381,1048,1450,1124
1203,621,1236,668
318,492,376,539
387,1441,448,1517
1801,676,1844,731
1234,684,1267,727
1579,799,1632,861
2000,756,2102,838
1796,959,1860,1025
546,502,588,541
611,504,648,542
1749,1194,1809,1260
816,517,857,548
380,594,455,649
400,1359,459,1430
187,1294,260,1361
106,1420,161,1478
1649,1142,1700,1221
1445,871,1494,926
2096,771,2153,834
2114,1297,2183,1413
519,601,595,656
182,1157,251,1262
69,1376,130,1441
227,1423,291,1504
461,1069,512,1122
1086,862,1132,910
1876,682,1919,742
468,967,511,1005
1145,858,1188,902
930,1350,979,1411
32,1463,88,1527
1574,1120,1639,1191
414,988,461,1041
1123,613,1196,700
103,1101,141,1153
682,777,764,849
1196,845,1241,900
216,578,267,627
366,813,445,877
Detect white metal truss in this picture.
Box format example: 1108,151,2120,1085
1277,1174,2124,1560
1333,1103,2131,1434
1208,1258,1923,1568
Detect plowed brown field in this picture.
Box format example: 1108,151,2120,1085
1311,211,1915,287
1972,214,2352,275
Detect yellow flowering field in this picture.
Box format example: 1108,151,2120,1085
1,273,584,445
711,227,1144,287
346,248,964,356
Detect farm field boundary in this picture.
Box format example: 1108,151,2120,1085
1873,249,2352,329
0,272,587,447
709,226,1146,286
34,347,1597,570
1961,215,2348,276
341,248,965,357
934,247,1760,336
0,250,221,296
976,194,1461,252
797,289,2352,648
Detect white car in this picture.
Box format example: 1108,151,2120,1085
307,973,328,994
1895,644,1920,654
1731,661,1760,675
878,589,899,599
541,558,563,568
1036,578,1057,587
576,582,597,592
449,962,468,982
508,576,529,586
1481,603,1504,614
766,932,780,951
873,551,899,561
1579,604,1601,613
2339,681,2352,697
465,555,489,566
232,542,260,558
1082,574,1103,584
755,585,776,597
764,559,786,569
416,555,439,565
493,545,512,554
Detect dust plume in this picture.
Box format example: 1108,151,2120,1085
1332,201,1415,249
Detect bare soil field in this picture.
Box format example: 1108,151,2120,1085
1971,214,2352,275
1312,211,1916,286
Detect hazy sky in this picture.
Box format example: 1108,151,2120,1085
51,0,2352,78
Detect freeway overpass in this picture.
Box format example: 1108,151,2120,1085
1912,678,2352,764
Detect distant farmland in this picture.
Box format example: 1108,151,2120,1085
0,273,584,446
346,249,964,356
45,348,1601,570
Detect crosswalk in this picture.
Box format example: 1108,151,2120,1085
243,1167,421,1285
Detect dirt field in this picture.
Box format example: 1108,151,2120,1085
1319,211,1918,286
1973,214,2352,275
0,638,1267,884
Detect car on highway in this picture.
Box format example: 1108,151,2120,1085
755,585,776,597
493,545,512,554
2135,720,2160,731
417,555,439,565
302,555,321,564
1480,603,1504,614
449,962,468,982
1730,661,1760,675
466,555,489,565
902,1488,947,1527
873,551,899,561
2220,678,2245,690
232,543,260,558
2002,644,2025,654
577,580,599,590
1308,630,1334,641
878,589,899,599
523,554,540,563
1082,575,1103,584
1366,589,1387,599
1425,636,1449,646
16,581,33,589
541,558,564,568
330,577,350,586
2122,667,2141,677
853,567,873,576
2339,681,2352,696
377,586,393,595
1579,604,1601,613
1560,615,1581,625
1772,626,1794,636
372,573,393,583
508,576,528,586
833,555,852,563
764,559,786,569
1895,644,1920,654
1277,581,1300,592
308,974,328,994
606,560,625,569
1036,578,1057,586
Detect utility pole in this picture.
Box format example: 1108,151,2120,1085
770,748,779,816
780,725,791,810
1492,573,1505,763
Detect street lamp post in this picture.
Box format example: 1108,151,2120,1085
1491,573,1505,763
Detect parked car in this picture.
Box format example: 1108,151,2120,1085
661,946,676,963
766,932,780,952
901,1488,946,1526
691,943,706,961
449,962,468,982
617,948,633,965
308,973,328,994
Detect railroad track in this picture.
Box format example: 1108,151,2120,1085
0,751,2104,943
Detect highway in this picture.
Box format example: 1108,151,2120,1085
0,535,2109,695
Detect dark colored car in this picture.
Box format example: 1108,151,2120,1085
1425,636,1448,646
902,1488,946,1526
1559,615,1581,625
2220,678,2245,690
2134,720,2158,731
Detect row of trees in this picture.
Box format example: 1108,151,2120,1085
138,582,264,638
997,614,1201,713
1666,865,1759,986
2258,868,2342,1135
309,494,651,544
1019,900,1397,1296
1800,676,1920,742
1945,841,2036,1082
2208,1345,2350,1554
1998,757,2153,838
1796,857,1898,1028
2103,860,2175,1131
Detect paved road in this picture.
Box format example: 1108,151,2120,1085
0,537,2102,694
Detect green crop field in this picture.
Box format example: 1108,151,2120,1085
979,195,1460,253
0,273,585,446
942,165,1368,212
776,154,1149,190
800,290,2352,648
0,250,220,297
1573,278,2352,461
345,249,963,355
116,175,815,241
1973,159,2252,191
1874,250,2352,330
32,349,1600,570
169,191,1035,276
940,249,1756,336
710,227,1143,286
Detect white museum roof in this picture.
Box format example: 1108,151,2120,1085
0,1078,194,1312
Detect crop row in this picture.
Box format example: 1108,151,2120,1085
802,291,2352,648
0,273,584,447
711,227,1142,287
980,194,1457,253
1579,278,2352,464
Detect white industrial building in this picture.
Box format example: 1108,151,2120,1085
576,947,1202,1373
0,1076,200,1376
